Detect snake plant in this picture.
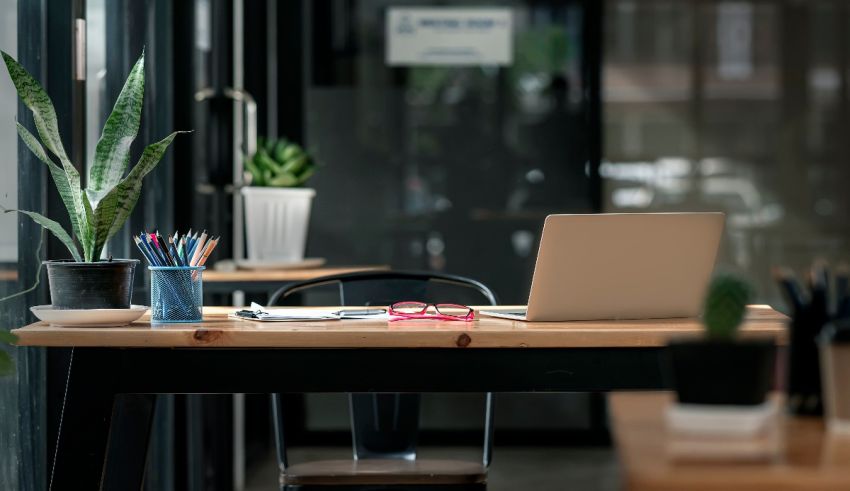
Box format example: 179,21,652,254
245,137,315,187
1,50,187,262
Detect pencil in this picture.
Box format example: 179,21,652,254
134,236,158,266
195,237,218,267
190,231,207,266
157,232,176,266
145,233,168,266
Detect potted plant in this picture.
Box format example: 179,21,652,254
668,274,776,405
241,137,316,262
2,50,185,309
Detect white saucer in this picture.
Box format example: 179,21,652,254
30,305,148,327
233,257,326,270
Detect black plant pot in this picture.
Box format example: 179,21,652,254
667,338,776,406
44,259,139,309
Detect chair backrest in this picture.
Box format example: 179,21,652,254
268,270,499,307
268,270,498,463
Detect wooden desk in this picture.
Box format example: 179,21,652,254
15,304,786,348
12,306,787,490
202,265,387,294
610,392,850,491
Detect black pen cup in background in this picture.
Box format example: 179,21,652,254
776,265,850,416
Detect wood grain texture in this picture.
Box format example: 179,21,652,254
11,305,787,349
202,265,388,283
609,392,850,491
281,459,486,485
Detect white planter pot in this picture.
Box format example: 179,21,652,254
241,187,315,262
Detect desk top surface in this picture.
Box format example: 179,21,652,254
609,392,850,491
12,305,787,349
202,265,387,283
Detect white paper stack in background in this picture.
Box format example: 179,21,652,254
664,400,783,461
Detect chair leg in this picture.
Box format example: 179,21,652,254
588,392,609,434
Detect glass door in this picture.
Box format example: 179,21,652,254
300,0,601,302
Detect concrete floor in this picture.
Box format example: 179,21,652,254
245,446,621,490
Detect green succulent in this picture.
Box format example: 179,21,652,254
703,274,752,340
1,49,187,262
245,137,315,187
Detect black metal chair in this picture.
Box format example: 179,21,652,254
268,271,498,490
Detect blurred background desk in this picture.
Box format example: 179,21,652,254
610,392,850,491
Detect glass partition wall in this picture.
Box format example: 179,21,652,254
603,0,850,309
300,0,600,303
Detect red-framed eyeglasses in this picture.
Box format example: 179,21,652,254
388,301,475,322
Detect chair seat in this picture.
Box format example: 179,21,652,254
281,458,487,486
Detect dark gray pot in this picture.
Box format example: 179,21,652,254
667,338,776,406
44,259,139,309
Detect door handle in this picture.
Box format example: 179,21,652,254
194,87,257,260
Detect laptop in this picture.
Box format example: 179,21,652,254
481,213,725,321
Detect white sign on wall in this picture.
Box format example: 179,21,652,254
386,8,513,66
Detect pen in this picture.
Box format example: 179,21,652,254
837,264,849,317
337,309,386,317
773,266,804,311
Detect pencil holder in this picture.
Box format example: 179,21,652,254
149,266,204,323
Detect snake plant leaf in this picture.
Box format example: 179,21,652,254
103,131,188,240
5,209,82,262
2,51,72,166
15,122,84,244
0,330,17,344
0,351,13,376
3,52,89,245
82,193,97,261
88,51,145,206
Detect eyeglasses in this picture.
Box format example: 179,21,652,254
388,301,475,322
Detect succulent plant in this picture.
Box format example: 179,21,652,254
703,274,753,340
244,137,315,187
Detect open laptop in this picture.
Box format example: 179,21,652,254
481,213,725,321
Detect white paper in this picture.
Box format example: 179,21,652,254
233,303,340,322
231,303,389,322
386,7,513,66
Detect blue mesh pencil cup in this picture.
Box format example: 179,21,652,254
149,266,204,323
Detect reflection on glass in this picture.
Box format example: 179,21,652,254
85,0,106,171
603,0,850,309
0,0,17,271
305,1,593,302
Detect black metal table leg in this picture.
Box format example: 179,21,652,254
49,348,118,490
102,393,157,490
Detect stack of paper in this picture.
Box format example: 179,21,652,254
230,302,339,322
230,303,389,322
665,400,783,461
